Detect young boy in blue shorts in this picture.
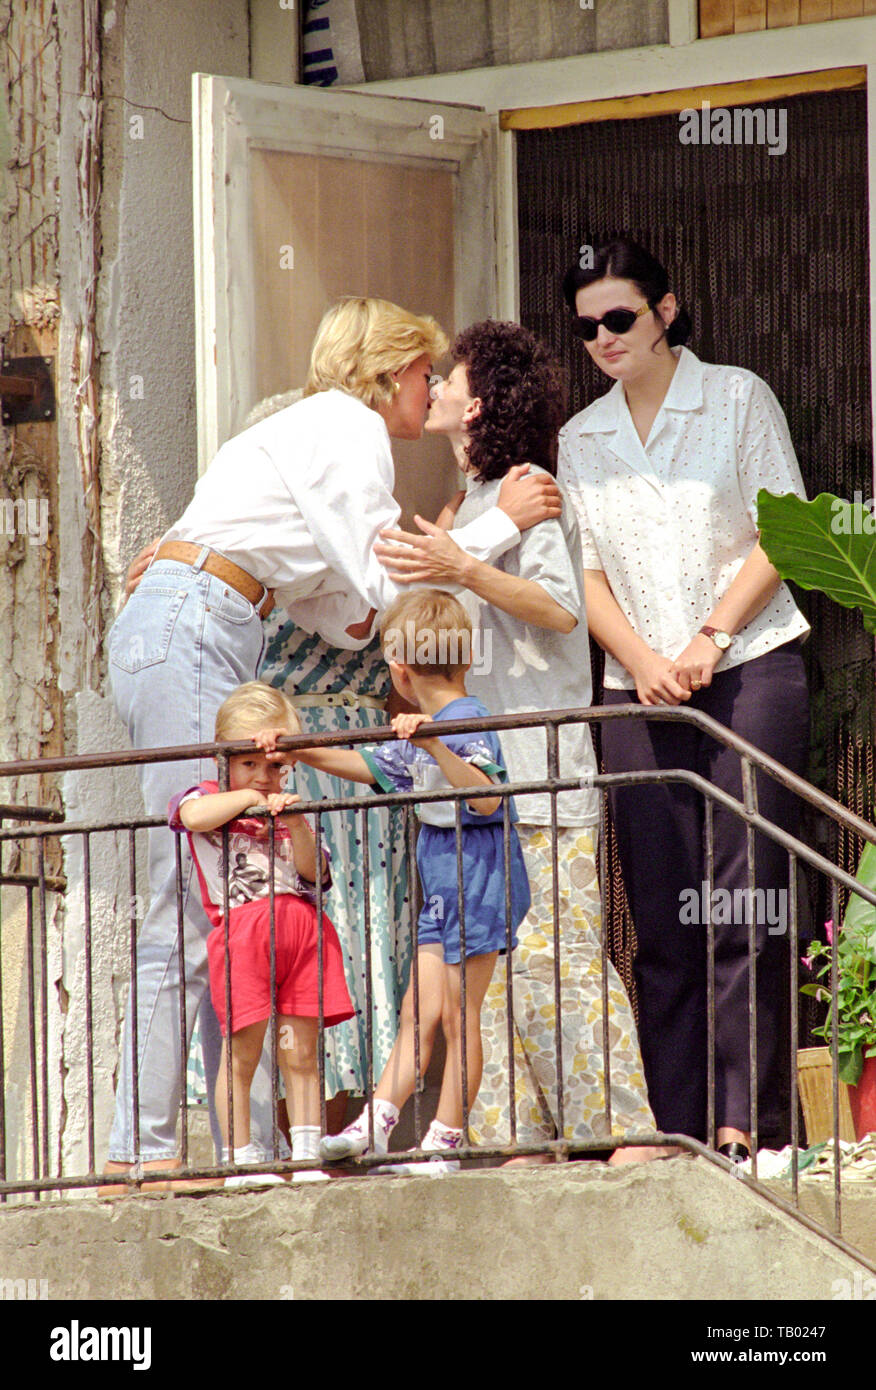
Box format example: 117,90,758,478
261,590,530,1174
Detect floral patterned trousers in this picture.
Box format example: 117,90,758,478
470,825,655,1147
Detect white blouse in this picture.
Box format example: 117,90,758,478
557,348,810,690
164,388,520,650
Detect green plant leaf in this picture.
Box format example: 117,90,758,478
839,1045,864,1087
844,842,876,942
800,983,831,1000
757,491,876,633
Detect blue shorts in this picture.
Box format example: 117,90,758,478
415,822,530,964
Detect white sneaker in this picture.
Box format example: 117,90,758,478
291,1168,331,1183
370,1155,461,1178
320,1128,369,1161
223,1141,286,1186
224,1171,286,1188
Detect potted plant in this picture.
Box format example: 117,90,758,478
758,489,876,1141
800,843,876,1139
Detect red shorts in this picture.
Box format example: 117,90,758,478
207,895,354,1036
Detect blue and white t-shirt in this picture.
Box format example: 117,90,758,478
360,697,515,828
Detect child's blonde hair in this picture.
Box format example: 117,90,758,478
304,297,449,411
215,681,301,742
379,590,474,681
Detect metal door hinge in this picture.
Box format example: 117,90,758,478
0,356,55,425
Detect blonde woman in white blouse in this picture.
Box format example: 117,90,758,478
558,238,810,1164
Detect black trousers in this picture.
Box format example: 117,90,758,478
601,642,809,1144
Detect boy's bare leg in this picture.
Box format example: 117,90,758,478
374,944,445,1110
320,947,447,1163
214,1020,269,1151
435,951,497,1130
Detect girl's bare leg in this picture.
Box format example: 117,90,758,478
214,1020,268,1151
277,1016,320,1130
436,952,498,1130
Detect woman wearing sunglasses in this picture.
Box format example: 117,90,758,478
557,237,810,1163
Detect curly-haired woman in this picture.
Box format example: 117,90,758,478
376,320,656,1163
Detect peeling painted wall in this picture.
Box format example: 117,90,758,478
55,0,250,1180
0,0,62,775
0,0,65,1193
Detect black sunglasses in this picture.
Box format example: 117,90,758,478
571,303,651,342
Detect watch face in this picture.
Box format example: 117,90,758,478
715,631,732,650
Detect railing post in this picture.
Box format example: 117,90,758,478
174,833,189,1169
705,798,716,1152
546,722,564,1151
741,757,759,1181
455,800,469,1148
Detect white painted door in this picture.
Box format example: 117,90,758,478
193,76,496,522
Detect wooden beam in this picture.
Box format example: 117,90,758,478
734,0,768,31
799,0,833,19
500,64,866,130
699,0,735,36
766,0,801,25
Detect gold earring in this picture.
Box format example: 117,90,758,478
392,379,401,394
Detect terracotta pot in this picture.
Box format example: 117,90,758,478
847,1054,876,1142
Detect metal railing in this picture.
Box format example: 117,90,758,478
1,704,875,1268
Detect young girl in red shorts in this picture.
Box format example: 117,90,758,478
169,681,353,1184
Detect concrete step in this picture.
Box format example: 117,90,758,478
0,1156,873,1300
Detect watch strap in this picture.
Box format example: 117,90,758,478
700,625,732,649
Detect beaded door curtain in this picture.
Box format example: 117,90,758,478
517,89,873,1005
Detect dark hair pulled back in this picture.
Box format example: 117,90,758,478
562,237,692,348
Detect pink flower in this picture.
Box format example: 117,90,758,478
824,919,834,946
800,954,814,971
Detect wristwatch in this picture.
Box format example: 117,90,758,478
700,625,732,651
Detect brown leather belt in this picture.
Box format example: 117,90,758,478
153,541,275,617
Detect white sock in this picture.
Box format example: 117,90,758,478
290,1126,321,1163
226,1145,261,1167
422,1119,462,1153
346,1099,399,1155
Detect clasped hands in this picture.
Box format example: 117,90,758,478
632,634,724,706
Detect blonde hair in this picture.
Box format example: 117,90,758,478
379,589,474,681
304,297,449,410
215,681,301,742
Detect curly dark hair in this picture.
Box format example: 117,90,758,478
452,321,566,482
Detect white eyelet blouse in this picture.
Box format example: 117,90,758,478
557,347,810,690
